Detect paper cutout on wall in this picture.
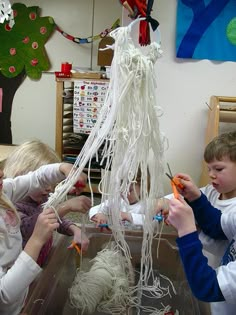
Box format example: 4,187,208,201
56,18,120,44
0,3,55,79
176,0,236,62
0,0,14,26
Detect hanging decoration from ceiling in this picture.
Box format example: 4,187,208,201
176,0,236,62
0,3,55,79
56,18,120,44
0,0,14,27
119,0,159,46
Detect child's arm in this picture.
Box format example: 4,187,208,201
168,198,225,302
174,172,201,202
3,163,73,203
121,212,144,225
0,208,58,304
174,173,227,239
24,208,59,261
56,195,91,218
177,231,225,302
56,218,90,251
67,224,90,251
188,193,226,240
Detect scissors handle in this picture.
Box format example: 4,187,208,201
171,181,180,198
71,241,81,254
74,181,86,189
98,223,109,228
153,215,163,222
172,176,184,190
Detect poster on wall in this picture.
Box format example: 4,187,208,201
176,0,236,62
73,80,109,134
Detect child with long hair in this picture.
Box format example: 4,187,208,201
4,139,90,266
0,160,90,315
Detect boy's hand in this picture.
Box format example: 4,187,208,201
168,197,197,237
175,173,201,202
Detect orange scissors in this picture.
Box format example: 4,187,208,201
166,163,184,198
71,241,81,255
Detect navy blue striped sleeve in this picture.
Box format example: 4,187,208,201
188,193,227,240
176,231,224,302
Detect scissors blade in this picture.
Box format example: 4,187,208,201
165,172,174,181
167,163,173,177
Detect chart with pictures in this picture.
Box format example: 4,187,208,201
73,79,109,134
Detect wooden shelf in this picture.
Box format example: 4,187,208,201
55,78,109,194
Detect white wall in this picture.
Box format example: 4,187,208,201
10,0,236,193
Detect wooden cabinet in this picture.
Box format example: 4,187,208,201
55,76,109,193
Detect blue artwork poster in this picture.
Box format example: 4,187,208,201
176,0,236,62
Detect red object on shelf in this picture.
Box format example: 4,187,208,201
55,71,71,78
61,62,72,73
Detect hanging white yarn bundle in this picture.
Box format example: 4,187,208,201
69,247,134,314
44,20,175,314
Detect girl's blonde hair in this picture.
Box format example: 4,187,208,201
1,139,61,223
0,193,19,219
4,139,61,178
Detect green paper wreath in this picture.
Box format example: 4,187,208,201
0,3,55,79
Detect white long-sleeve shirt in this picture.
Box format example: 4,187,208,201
0,163,65,315
199,184,236,268
89,199,145,226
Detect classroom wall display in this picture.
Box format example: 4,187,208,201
0,3,55,79
73,80,109,134
56,18,120,45
176,0,236,62
0,2,54,143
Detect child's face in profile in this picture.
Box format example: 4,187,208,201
30,186,53,204
127,182,140,205
207,156,236,198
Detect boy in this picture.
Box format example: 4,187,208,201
163,131,236,268
168,176,236,315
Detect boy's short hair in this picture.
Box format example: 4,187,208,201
204,130,236,163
